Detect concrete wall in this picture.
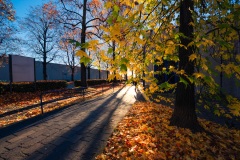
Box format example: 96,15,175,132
0,60,108,82
209,56,240,99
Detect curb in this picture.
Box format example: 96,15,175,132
138,86,150,102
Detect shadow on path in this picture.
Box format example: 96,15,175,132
25,86,132,159
0,86,138,160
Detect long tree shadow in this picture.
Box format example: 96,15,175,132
0,87,123,138
24,86,135,160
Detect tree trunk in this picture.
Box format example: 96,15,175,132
113,41,117,82
71,67,74,81
99,69,101,79
106,64,109,79
80,0,87,87
170,0,202,132
43,52,47,80
88,66,90,79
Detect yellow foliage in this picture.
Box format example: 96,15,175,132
105,1,112,8
88,40,99,51
75,50,89,58
135,37,145,45
236,55,240,62
165,47,175,55
189,53,197,61
193,72,205,79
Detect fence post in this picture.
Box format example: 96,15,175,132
102,84,103,95
40,92,44,114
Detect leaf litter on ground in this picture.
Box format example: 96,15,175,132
0,84,124,128
96,102,240,160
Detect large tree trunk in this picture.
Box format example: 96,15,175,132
170,0,202,132
80,0,87,87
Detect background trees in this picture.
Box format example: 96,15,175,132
0,0,15,45
58,0,106,86
0,0,15,67
21,2,61,80
59,28,81,81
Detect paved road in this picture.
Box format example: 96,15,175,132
0,86,144,160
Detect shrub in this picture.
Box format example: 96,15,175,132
74,80,82,87
36,80,67,91
12,82,35,92
0,82,9,94
74,79,108,87
0,80,67,94
87,79,107,86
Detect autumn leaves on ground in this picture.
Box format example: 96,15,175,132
1,86,240,159
0,84,118,127
96,102,240,159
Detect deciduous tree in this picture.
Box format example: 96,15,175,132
59,28,81,81
58,0,106,87
101,0,240,131
0,0,15,66
21,2,60,80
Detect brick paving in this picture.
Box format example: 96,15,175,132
0,85,144,160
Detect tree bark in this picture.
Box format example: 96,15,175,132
87,66,90,79
113,41,117,82
43,61,47,80
43,45,47,80
71,67,74,81
99,69,101,79
170,0,202,132
43,27,47,80
80,0,87,87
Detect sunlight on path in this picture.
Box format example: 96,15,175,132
0,85,140,160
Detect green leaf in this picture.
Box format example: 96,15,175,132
159,82,171,90
68,39,81,47
80,56,91,66
112,11,118,20
214,109,221,117
179,77,188,87
107,48,113,54
171,56,179,62
113,5,120,12
81,42,89,49
203,76,212,84
120,64,127,72
107,17,113,24
121,58,129,64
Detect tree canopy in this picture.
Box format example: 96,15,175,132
93,0,240,131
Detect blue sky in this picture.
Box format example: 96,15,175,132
12,0,47,18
